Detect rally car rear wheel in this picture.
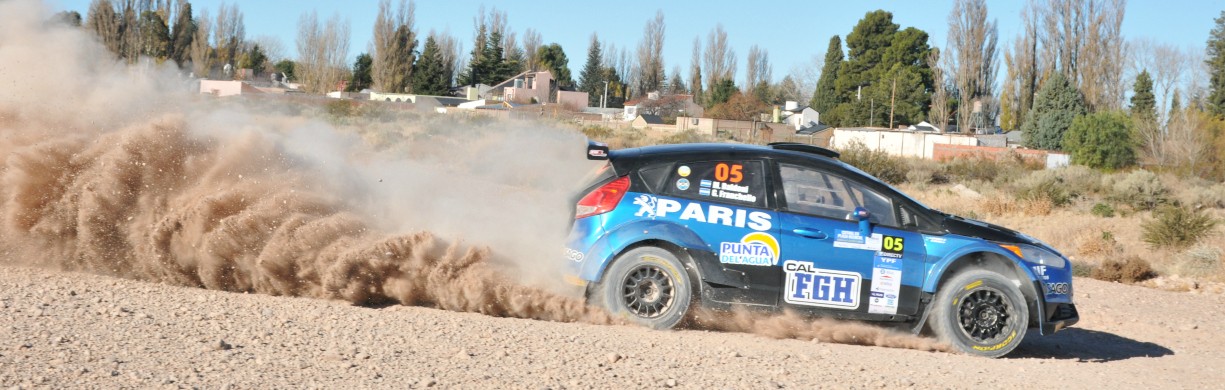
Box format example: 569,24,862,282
930,269,1028,358
596,246,692,330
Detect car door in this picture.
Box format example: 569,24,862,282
773,162,927,318
656,159,780,305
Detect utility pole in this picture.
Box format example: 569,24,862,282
889,76,897,129
602,81,610,108
870,98,874,127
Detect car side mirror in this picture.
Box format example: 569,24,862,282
853,207,872,238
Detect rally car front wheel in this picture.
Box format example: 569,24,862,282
930,269,1029,358
595,246,693,330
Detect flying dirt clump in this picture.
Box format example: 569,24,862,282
690,308,951,352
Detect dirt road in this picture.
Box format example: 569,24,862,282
2,265,1221,389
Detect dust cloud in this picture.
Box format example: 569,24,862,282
0,0,606,323
691,309,950,352
2,0,943,353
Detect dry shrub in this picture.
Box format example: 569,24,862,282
837,140,907,184
943,157,1004,183
1175,245,1223,279
977,196,1016,215
1141,204,1219,249
1020,197,1054,215
1090,256,1158,283
977,195,1052,216
659,129,712,144
1107,169,1169,211
1179,182,1225,209
1075,230,1119,258
1056,165,1105,195
904,158,949,186
580,125,615,140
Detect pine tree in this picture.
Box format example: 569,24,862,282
168,2,194,67
578,34,605,106
138,11,170,60
707,79,738,107
411,36,449,95
456,25,488,86
1207,10,1225,117
811,35,843,116
1130,70,1156,121
827,11,932,127
1022,73,1086,150
536,43,573,88
347,53,373,92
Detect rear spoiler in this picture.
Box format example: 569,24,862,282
586,140,610,160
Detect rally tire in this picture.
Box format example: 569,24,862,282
930,269,1028,358
596,246,693,330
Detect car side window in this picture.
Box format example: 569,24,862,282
663,161,766,208
779,163,898,227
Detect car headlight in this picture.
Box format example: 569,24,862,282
999,243,1068,269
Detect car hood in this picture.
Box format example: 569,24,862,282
941,214,1043,247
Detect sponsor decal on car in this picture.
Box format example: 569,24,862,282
676,178,690,191
632,194,772,231
718,232,779,266
1032,265,1049,280
868,254,903,315
832,230,884,251
678,165,691,177
563,248,585,262
1046,282,1070,295
783,260,861,309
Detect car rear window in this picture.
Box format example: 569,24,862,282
661,161,767,208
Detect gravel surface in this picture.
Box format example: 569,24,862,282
2,265,1223,389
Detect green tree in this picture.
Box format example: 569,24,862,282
237,44,267,75
411,35,449,95
707,78,738,108
578,34,605,107
829,11,932,127
536,43,573,88
1064,111,1136,169
1022,73,1086,150
168,2,194,66
274,59,295,81
602,66,628,108
138,11,170,60
458,26,518,86
836,11,898,102
50,11,82,27
1130,70,1156,121
346,53,373,92
810,35,843,116
1207,10,1225,117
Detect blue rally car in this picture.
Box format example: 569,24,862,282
565,141,1078,357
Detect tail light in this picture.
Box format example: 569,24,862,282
575,176,630,219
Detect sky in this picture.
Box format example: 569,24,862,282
49,0,1225,86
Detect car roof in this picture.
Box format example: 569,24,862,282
608,142,842,170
